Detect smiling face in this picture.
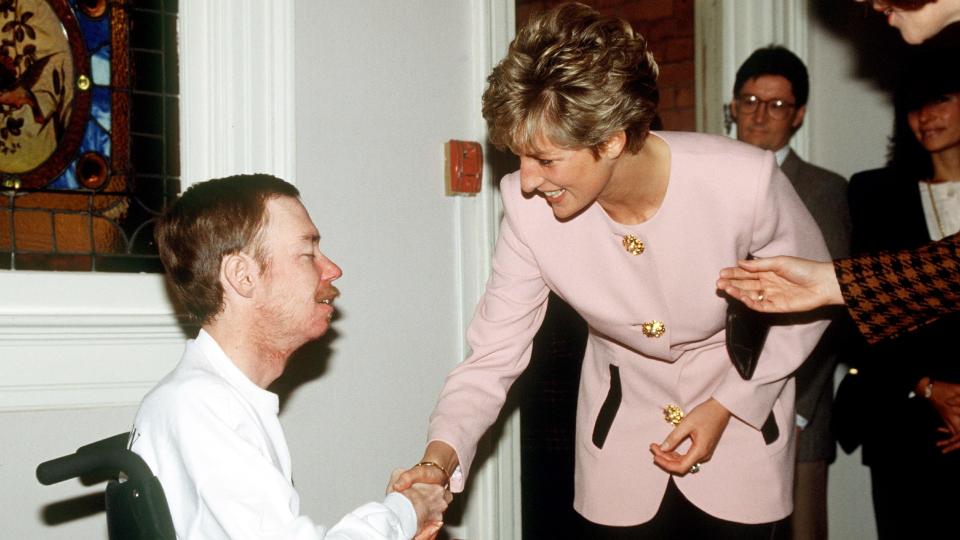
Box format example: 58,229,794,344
253,196,342,348
867,0,960,44
516,136,621,220
908,93,960,155
731,75,806,152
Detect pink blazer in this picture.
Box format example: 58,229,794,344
428,132,830,525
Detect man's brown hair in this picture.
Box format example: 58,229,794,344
156,174,300,323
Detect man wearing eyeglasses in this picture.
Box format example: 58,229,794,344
729,45,852,540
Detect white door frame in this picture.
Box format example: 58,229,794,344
452,1,520,538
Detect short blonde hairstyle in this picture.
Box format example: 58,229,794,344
482,2,659,157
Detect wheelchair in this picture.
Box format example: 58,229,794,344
36,432,175,539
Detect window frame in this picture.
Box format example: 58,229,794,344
0,0,295,412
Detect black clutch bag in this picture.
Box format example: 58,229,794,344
725,298,771,380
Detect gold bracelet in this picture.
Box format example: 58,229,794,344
415,461,450,488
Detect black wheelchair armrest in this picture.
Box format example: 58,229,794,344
36,433,144,485
36,432,176,540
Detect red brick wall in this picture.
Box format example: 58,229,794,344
515,0,696,131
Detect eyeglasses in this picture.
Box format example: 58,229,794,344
735,94,797,120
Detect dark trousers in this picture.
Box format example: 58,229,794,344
870,459,960,540
575,479,789,540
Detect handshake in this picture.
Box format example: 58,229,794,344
387,459,455,540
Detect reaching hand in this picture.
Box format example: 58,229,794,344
716,256,843,313
929,380,960,454
936,429,960,454
649,398,731,475
391,441,457,494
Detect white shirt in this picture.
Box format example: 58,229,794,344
919,181,960,241
130,330,417,540
774,145,790,167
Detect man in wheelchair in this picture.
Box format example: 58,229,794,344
129,174,449,539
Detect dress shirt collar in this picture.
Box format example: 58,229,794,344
194,329,280,415
774,146,791,167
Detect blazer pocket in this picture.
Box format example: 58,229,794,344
592,365,622,449
761,411,779,445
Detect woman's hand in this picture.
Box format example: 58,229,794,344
390,441,458,493
716,256,843,313
649,398,731,475
929,380,960,454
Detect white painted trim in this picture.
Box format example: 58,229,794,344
0,313,187,345
2,383,166,412
447,1,518,539
180,0,296,185
0,1,294,412
695,0,724,135
0,271,189,411
695,0,811,157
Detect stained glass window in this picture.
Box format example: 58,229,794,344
0,0,178,272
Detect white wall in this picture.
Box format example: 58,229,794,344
806,9,896,178
289,0,491,531
0,406,139,539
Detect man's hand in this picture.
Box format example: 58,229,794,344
929,380,960,454
717,256,843,313
389,468,450,540
398,479,450,540
412,521,443,540
649,398,731,475
388,442,459,538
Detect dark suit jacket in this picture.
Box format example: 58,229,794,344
848,167,929,254
781,151,851,260
842,167,960,464
836,168,960,342
781,150,851,462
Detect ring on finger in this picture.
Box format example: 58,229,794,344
689,462,702,474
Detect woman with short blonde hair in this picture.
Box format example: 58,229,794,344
395,4,829,537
